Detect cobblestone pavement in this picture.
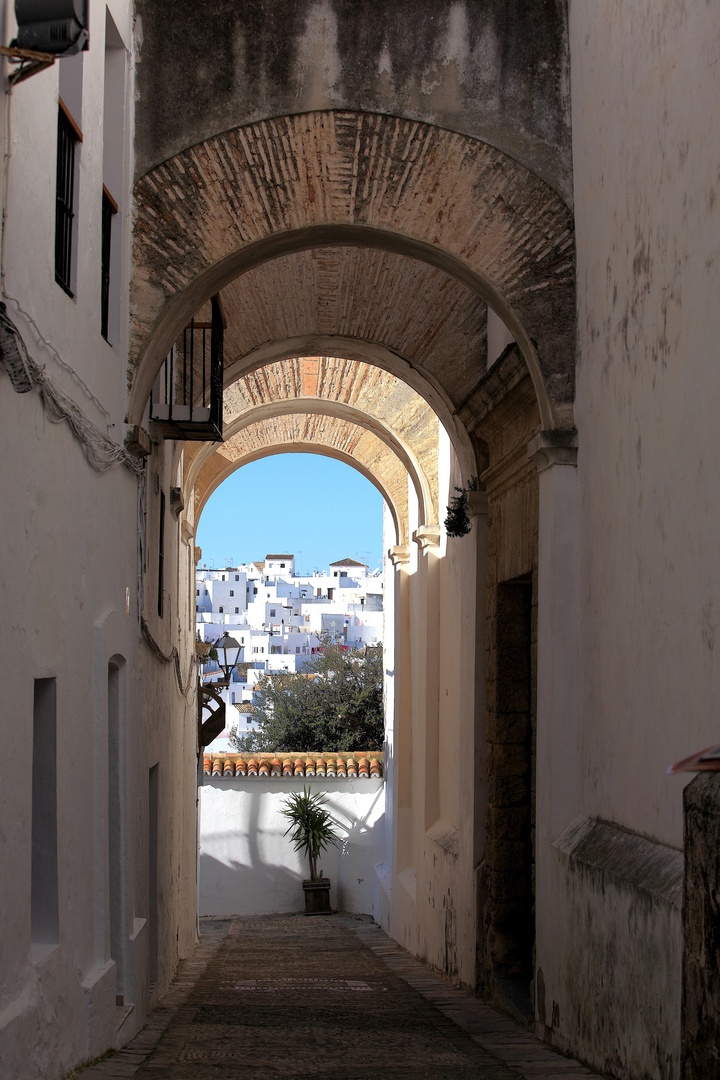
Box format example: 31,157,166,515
77,915,609,1080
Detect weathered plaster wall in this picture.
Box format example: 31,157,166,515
0,3,198,1075
199,778,385,918
549,818,683,1079
384,433,480,989
134,0,572,202
0,372,197,1080
551,3,720,1076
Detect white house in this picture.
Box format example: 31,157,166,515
196,555,384,751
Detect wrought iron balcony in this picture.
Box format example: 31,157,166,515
150,296,224,441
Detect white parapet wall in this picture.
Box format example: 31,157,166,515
199,776,386,919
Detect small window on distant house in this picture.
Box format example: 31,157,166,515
296,647,300,654
221,575,225,581
230,590,234,596
205,589,208,595
235,575,239,581
219,606,224,613
196,589,199,596
235,607,239,614
270,609,276,617
280,563,285,568
253,588,258,596
231,693,235,703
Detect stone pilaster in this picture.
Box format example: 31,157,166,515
528,428,580,1025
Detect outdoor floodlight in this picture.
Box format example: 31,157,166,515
14,0,89,55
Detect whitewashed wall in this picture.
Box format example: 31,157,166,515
534,5,720,1078
199,778,386,918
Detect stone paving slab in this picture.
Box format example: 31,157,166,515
76,914,610,1080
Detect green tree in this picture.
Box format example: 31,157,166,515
229,641,384,752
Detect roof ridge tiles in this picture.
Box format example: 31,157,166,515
203,750,383,778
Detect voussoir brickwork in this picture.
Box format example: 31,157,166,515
184,355,438,543
129,111,575,430
189,411,411,543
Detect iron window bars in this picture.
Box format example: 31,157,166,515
55,103,79,296
149,296,224,441
100,186,117,340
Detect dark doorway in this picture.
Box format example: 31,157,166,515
482,575,535,1019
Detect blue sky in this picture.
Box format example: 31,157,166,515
195,454,384,574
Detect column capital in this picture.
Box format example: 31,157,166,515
528,429,578,472
466,490,488,517
412,524,441,551
388,544,411,568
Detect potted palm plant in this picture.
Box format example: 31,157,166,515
280,787,339,915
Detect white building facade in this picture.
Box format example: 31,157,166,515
196,555,383,749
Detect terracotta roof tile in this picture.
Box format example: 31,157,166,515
202,751,384,780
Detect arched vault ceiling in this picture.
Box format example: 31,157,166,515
191,414,409,545
130,112,575,430
218,247,487,409
219,356,438,520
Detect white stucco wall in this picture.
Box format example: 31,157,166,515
0,6,198,1077
533,5,720,1077
199,778,386,918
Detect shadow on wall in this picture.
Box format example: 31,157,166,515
199,853,304,917
199,779,386,918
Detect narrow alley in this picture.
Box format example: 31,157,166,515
77,916,606,1080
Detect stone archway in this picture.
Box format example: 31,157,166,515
129,112,575,433
183,355,441,541
131,108,576,1010
189,415,413,547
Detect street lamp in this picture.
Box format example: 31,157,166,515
214,632,241,684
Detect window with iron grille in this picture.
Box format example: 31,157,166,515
157,491,165,619
55,104,80,296
100,187,117,339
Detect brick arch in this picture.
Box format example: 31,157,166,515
130,111,575,432
190,414,410,545
185,356,440,523
188,400,433,528
222,337,476,483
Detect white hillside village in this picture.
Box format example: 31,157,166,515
196,555,383,750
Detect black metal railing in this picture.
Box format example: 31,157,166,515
55,107,77,296
149,296,224,441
